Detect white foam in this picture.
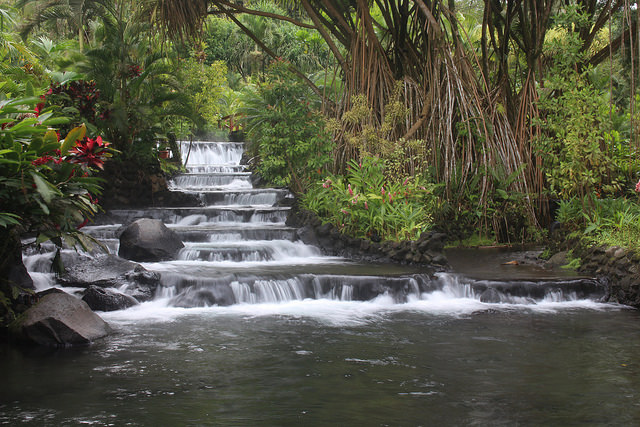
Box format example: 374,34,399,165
100,293,621,328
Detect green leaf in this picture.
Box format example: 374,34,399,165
0,212,21,227
30,172,58,204
25,82,34,97
52,248,66,275
496,189,509,200
60,124,86,155
43,130,58,146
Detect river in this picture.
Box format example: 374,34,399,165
3,141,640,425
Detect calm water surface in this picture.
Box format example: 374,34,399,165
2,300,640,426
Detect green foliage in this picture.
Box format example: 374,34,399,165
0,100,109,236
561,250,581,270
536,79,622,203
536,5,627,206
203,3,330,78
556,198,640,254
177,55,228,133
302,156,437,242
79,4,195,153
242,60,333,193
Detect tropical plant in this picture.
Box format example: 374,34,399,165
302,156,437,242
0,95,111,325
79,1,195,155
241,60,333,193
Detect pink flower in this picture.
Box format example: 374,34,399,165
381,186,385,196
635,179,640,193
348,184,353,196
364,201,368,210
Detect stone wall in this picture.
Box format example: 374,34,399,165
286,209,449,273
577,245,640,308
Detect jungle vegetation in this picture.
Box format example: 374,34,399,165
2,0,640,322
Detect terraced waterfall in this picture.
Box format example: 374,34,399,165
78,141,606,307
9,141,640,426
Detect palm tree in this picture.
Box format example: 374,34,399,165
16,0,111,50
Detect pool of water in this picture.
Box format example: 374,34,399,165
2,298,640,426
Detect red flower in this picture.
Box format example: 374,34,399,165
32,155,53,166
68,136,110,169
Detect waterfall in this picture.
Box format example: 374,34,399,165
26,140,607,310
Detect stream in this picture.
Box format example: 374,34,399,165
3,141,640,425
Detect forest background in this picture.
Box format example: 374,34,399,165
2,0,640,314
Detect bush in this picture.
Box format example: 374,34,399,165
0,96,111,323
242,60,334,193
302,156,436,241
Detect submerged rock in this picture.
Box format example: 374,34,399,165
82,285,139,312
11,292,111,347
118,218,184,262
170,286,235,308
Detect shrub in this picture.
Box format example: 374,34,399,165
242,60,334,193
0,96,111,324
302,156,436,241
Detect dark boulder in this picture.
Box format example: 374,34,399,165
82,285,139,312
10,292,111,347
118,218,184,262
479,288,503,303
296,225,319,247
58,254,160,302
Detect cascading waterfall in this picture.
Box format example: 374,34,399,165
24,140,608,310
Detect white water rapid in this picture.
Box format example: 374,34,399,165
23,140,615,322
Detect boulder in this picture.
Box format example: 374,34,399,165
11,292,111,347
118,218,184,262
544,251,568,268
82,285,139,312
58,254,160,301
480,288,502,303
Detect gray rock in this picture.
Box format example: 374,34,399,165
11,292,111,347
58,254,160,301
480,288,502,303
296,225,319,247
82,285,139,312
118,218,184,262
60,254,145,286
545,251,568,268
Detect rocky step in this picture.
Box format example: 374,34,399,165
171,173,252,189
155,271,605,308
94,206,290,226
196,189,292,207
185,164,246,174
180,141,244,165
82,223,299,242
177,240,322,262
